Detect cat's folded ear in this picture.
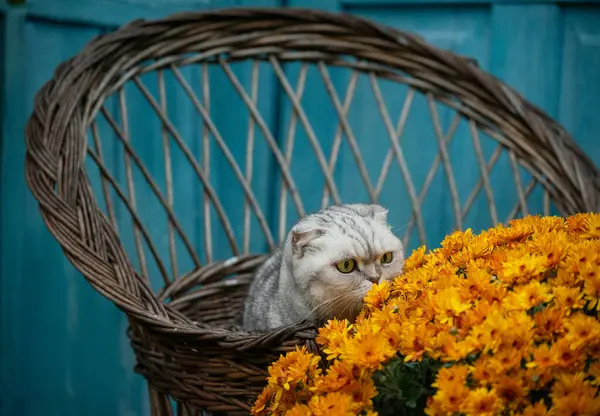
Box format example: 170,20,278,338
370,204,389,224
291,227,325,256
351,203,388,224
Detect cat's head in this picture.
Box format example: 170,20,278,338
286,203,405,322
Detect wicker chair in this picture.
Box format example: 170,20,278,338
24,7,600,415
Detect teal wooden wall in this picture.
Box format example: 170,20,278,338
1,0,599,415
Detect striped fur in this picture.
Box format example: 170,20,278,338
242,203,405,331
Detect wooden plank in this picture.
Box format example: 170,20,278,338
1,0,239,28
489,3,562,218
342,0,600,4
560,5,600,168
0,15,148,416
0,11,27,415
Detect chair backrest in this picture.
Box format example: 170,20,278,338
26,8,600,297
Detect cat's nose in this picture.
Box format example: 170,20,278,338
363,264,380,283
366,275,379,284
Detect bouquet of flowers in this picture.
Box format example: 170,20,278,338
251,213,600,416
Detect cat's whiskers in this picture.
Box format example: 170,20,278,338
308,289,363,320
337,288,364,320
324,287,365,320
309,292,351,318
325,291,359,318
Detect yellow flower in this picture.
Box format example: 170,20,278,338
588,362,600,386
552,285,585,312
495,313,533,353
550,372,600,415
503,281,552,311
450,236,494,267
431,382,470,413
266,346,321,393
381,322,403,350
533,306,564,342
551,372,596,400
588,341,600,359
489,221,534,245
519,400,548,416
404,245,427,271
565,213,589,233
363,281,391,312
527,230,569,268
433,287,472,325
564,241,598,274
499,252,548,284
284,404,312,416
476,309,513,353
460,299,492,333
342,328,395,370
493,375,528,407
549,338,585,370
432,365,469,389
582,262,600,309
462,262,493,293
316,319,352,360
461,387,503,416
554,266,579,287
348,376,377,410
482,282,508,305
563,312,600,351
521,366,553,390
526,215,565,234
440,228,474,258
550,392,600,416
311,360,356,394
470,355,503,385
252,385,275,415
308,392,356,416
391,269,427,298
582,212,600,239
399,322,435,362
492,347,524,372
526,343,554,370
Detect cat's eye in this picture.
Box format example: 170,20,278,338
381,252,393,264
336,259,356,274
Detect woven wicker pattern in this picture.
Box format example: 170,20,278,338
24,7,600,415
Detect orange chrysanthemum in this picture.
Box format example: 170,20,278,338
253,213,600,416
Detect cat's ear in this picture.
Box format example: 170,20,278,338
353,203,388,224
291,227,324,255
350,204,388,224
370,204,389,224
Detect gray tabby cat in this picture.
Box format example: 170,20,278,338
242,203,405,331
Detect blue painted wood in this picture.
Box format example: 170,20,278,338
0,11,28,415
341,0,600,4
560,6,600,168
0,15,149,416
489,3,563,218
7,0,235,28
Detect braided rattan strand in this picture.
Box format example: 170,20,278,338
24,7,599,415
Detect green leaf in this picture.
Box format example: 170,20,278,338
372,355,442,416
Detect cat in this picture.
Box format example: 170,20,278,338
242,203,405,331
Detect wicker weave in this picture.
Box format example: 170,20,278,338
24,7,599,415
